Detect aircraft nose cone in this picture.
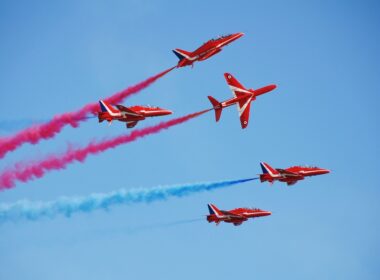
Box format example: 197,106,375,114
229,33,244,40
269,84,277,91
320,169,330,174
261,211,272,216
162,109,173,115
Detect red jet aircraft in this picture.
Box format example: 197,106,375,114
208,73,277,129
206,204,271,226
172,33,244,68
259,162,330,186
98,100,172,128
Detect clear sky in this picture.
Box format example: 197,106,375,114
0,0,379,279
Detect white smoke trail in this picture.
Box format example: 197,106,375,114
0,178,257,223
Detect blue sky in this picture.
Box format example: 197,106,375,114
0,0,379,279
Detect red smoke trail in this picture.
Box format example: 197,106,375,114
0,67,175,159
0,109,209,190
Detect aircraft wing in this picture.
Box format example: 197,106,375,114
237,97,252,129
224,73,252,97
225,73,247,94
198,48,222,61
278,169,300,177
228,214,247,220
116,105,142,117
222,211,248,221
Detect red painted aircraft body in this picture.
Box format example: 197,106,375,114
98,100,172,128
172,33,244,68
206,204,271,226
208,73,277,129
259,162,330,186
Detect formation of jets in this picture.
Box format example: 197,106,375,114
95,33,330,227
205,160,329,226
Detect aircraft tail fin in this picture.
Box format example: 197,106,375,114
208,96,222,122
99,100,119,116
172,49,192,60
260,162,280,176
208,204,223,218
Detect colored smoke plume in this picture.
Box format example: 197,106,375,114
0,67,174,159
0,178,256,222
0,109,209,190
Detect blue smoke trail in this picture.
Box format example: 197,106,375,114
0,178,257,223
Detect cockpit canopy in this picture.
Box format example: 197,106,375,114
209,34,233,41
145,104,160,109
248,207,262,211
237,207,262,211
294,165,319,169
